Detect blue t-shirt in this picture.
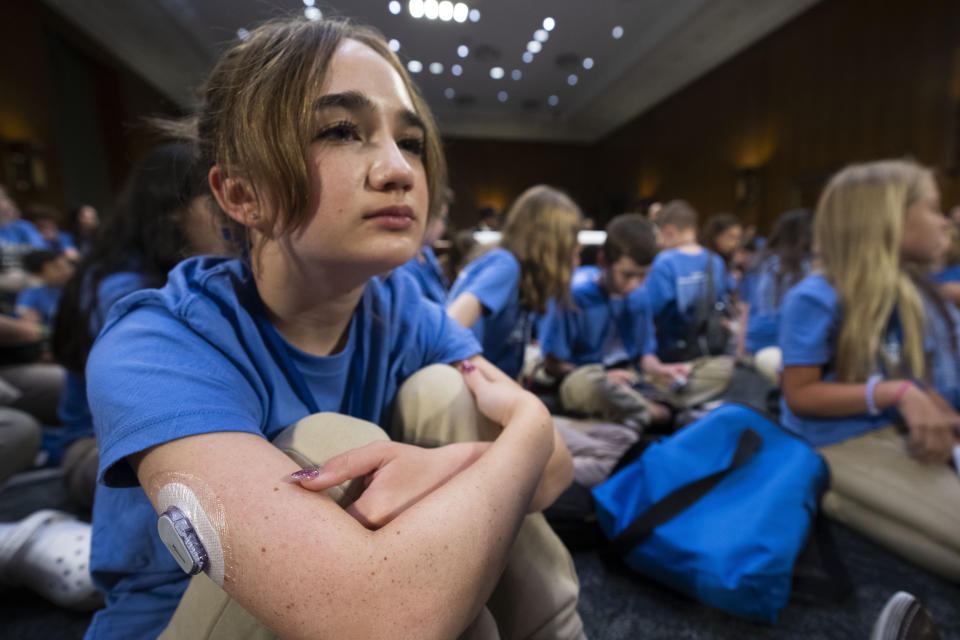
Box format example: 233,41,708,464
541,269,656,368
83,256,479,640
745,254,811,354
778,274,902,446
394,246,449,305
645,248,728,360
931,265,960,284
14,285,61,328
0,219,47,249
58,271,148,449
448,248,531,379
920,289,960,408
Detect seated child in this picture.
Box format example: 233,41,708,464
780,159,960,582
646,200,732,363
448,185,582,380
742,208,813,356
541,214,687,429
82,19,580,639
15,250,74,329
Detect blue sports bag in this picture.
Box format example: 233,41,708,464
592,404,832,623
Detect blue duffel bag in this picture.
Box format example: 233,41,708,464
592,403,833,623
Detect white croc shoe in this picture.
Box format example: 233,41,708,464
0,509,103,610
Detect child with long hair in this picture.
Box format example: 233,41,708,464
780,159,960,582
737,209,813,376
52,141,225,508
447,184,582,380
82,18,578,640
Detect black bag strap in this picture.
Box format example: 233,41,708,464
791,506,854,602
686,252,717,353
609,428,762,556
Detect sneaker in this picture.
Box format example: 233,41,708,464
870,591,941,640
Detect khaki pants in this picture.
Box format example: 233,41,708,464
650,355,734,408
160,364,585,640
819,426,960,582
559,364,653,431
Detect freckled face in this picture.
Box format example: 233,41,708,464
286,39,429,275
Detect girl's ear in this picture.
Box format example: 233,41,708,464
208,166,269,231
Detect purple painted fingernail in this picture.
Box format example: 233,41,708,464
461,361,475,373
290,467,320,480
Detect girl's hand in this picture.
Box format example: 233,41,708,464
650,363,691,388
457,357,541,427
293,440,485,529
606,368,639,388
896,385,960,463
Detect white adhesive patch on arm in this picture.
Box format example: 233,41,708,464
157,481,226,586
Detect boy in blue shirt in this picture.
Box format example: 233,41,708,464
647,200,732,362
542,214,689,429
15,250,74,329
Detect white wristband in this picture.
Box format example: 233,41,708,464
865,374,882,416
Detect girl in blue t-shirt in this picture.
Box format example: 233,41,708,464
447,185,582,379
51,142,227,508
80,18,577,640
779,159,960,582
739,208,813,357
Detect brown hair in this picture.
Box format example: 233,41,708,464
187,18,445,254
500,185,582,314
603,214,658,267
656,199,698,231
701,212,741,249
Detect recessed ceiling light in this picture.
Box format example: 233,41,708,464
612,25,624,39
543,17,555,31
526,41,542,54
304,6,322,20
533,29,549,43
444,87,456,99
490,66,505,80
511,69,522,81
407,60,423,73
438,1,454,21
236,28,250,41
388,1,402,15
451,63,463,76
567,74,578,86
498,91,508,102
457,45,469,58
453,3,469,23
548,95,559,106
429,62,444,74
409,0,424,18
469,8,481,22
424,0,439,20
583,57,594,70
388,39,401,52
522,51,534,64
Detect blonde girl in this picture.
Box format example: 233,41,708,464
83,18,580,640
779,159,960,581
447,185,582,379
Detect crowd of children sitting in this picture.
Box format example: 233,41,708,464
0,15,957,640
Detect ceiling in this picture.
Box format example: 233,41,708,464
40,0,820,143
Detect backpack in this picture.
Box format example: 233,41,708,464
662,252,730,362
592,404,844,623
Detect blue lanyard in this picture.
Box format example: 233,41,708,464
254,310,321,415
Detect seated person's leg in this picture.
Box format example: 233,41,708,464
0,362,65,425
394,364,585,640
0,406,40,483
558,363,661,430
820,426,960,582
